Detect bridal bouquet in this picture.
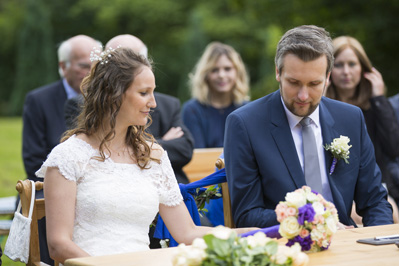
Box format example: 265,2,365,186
172,226,309,266
276,186,339,252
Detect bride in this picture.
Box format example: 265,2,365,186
37,47,255,263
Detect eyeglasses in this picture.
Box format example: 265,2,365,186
76,62,91,70
65,61,92,70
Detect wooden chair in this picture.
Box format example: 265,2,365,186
183,148,224,183
16,180,58,266
215,158,235,228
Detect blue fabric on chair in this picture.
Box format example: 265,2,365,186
154,168,227,247
204,193,224,226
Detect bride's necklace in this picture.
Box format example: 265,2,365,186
115,149,127,156
109,146,131,157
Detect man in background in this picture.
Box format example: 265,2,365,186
22,34,99,264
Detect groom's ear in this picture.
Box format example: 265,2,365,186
275,66,281,82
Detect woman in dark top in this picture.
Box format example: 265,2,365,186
182,42,250,148
326,36,399,215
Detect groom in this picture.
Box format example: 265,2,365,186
224,25,393,228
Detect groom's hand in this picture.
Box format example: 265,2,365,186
337,222,354,230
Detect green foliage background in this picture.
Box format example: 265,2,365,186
1,0,399,116
0,117,24,266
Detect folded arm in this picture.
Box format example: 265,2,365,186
157,124,194,169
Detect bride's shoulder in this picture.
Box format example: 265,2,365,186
149,142,165,160
57,134,96,157
73,134,98,149
74,133,91,145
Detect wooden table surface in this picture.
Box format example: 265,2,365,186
65,224,399,266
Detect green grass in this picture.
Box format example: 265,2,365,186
0,117,25,197
0,117,25,266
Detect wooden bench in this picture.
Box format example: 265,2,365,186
183,148,223,183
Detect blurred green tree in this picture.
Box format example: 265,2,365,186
0,0,25,115
9,0,57,115
1,0,399,116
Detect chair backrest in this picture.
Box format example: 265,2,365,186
215,158,235,228
183,148,224,183
16,180,57,266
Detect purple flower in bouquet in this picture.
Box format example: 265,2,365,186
297,204,315,225
287,235,313,251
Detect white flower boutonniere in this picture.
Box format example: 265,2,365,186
323,135,352,175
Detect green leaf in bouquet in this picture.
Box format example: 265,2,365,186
203,234,216,250
264,240,278,256
211,237,231,257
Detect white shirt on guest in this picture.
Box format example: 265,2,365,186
281,97,334,203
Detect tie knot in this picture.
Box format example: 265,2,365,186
300,117,312,127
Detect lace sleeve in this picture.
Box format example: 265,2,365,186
35,138,88,182
157,151,183,206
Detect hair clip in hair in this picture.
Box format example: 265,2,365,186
90,45,121,64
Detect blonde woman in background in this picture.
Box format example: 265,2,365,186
326,36,399,223
182,42,250,148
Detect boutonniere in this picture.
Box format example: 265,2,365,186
323,135,352,175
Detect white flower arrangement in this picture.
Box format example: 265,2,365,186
276,186,339,252
324,135,352,174
172,226,309,266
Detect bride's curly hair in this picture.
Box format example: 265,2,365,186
63,48,159,169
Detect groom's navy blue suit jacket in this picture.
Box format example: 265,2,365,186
224,90,393,228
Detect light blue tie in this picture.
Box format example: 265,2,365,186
300,117,322,194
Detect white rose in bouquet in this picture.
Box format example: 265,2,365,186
279,216,301,239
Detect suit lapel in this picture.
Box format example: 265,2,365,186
270,91,305,188
319,99,351,225
319,99,338,174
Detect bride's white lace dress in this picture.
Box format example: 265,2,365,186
36,135,183,256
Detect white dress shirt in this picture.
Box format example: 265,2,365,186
281,97,334,202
